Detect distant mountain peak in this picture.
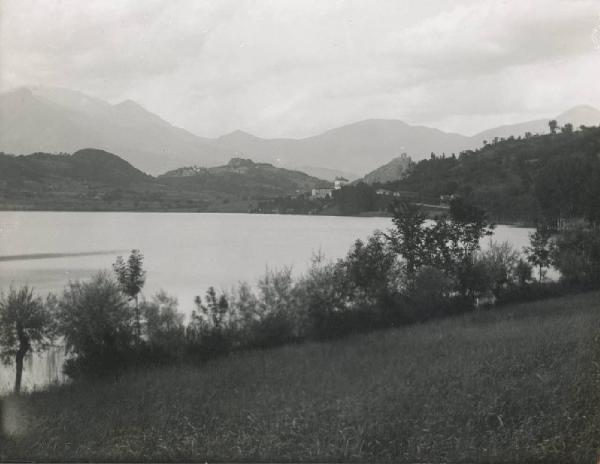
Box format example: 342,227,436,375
113,98,154,115
218,129,263,142
115,98,144,108
556,105,600,126
1,87,34,101
9,86,33,96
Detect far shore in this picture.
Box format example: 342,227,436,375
0,207,535,228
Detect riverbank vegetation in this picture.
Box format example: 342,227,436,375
1,198,599,387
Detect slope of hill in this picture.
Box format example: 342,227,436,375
0,150,333,211
470,105,600,146
374,126,600,223
160,158,331,197
361,153,412,184
0,148,152,187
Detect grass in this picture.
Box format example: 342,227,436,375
2,292,600,462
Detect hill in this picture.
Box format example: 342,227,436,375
367,125,600,223
2,291,599,461
0,149,332,211
360,153,412,184
0,148,152,187
159,157,331,197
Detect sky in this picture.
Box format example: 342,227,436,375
1,0,599,138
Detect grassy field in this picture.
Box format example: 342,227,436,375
2,292,600,462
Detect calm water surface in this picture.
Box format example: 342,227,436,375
0,211,534,392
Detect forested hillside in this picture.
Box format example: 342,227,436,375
364,125,600,223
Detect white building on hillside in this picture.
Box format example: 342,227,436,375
334,177,349,189
311,188,333,199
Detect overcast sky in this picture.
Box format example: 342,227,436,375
1,0,599,138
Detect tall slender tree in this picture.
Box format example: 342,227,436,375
113,250,146,343
0,286,55,394
524,226,554,282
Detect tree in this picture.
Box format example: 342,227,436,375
561,123,573,134
0,286,55,393
343,232,397,306
524,226,554,282
58,272,134,379
385,201,427,279
113,250,146,344
386,198,494,299
548,119,558,134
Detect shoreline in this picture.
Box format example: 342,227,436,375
0,207,535,228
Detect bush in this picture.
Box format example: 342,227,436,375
553,226,600,286
58,272,134,379
186,287,236,361
140,291,185,362
252,268,302,347
475,240,524,297
296,257,353,339
408,266,455,320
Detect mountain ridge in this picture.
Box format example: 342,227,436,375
2,86,599,177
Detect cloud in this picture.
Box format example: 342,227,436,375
1,0,599,137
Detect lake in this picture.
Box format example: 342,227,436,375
0,211,534,392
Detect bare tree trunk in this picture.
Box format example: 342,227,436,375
135,295,140,344
14,324,29,395
14,349,24,394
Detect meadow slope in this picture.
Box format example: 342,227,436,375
1,292,600,462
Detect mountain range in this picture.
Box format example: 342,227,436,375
1,86,599,178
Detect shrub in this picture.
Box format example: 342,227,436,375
408,266,455,320
476,240,522,296
553,225,600,286
296,256,353,339
252,268,302,347
141,291,185,361
186,287,236,361
514,259,534,287
58,272,134,379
